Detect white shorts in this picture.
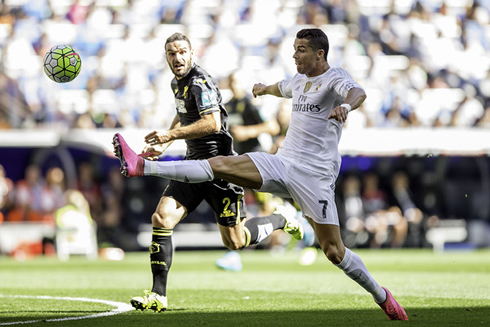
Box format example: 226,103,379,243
247,152,339,225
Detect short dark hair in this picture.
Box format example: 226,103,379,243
165,33,192,49
296,28,329,60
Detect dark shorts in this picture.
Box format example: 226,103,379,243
163,179,247,227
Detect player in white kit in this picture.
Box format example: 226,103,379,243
113,28,408,320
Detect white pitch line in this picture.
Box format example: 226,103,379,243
0,295,133,325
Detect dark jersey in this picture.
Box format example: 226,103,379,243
171,64,233,159
226,95,264,154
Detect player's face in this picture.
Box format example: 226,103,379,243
166,40,193,79
292,38,319,77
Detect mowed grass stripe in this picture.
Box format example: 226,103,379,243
0,297,113,324
0,249,489,327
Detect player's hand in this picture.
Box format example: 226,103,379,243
328,105,349,123
145,131,172,146
230,125,250,142
140,145,164,161
252,83,267,98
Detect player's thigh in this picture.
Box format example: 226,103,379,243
152,195,187,228
206,179,246,227
209,154,263,190
205,180,247,249
288,168,339,225
155,181,204,228
246,152,290,197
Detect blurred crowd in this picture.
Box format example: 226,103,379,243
0,161,128,249
0,0,489,131
3,155,479,252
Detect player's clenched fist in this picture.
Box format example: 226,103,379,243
252,83,267,98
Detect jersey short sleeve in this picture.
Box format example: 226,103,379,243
328,68,363,98
278,76,294,99
190,78,221,115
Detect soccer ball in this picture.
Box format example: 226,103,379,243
43,45,81,83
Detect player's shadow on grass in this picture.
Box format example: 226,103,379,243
121,306,490,327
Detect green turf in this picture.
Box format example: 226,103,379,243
0,249,489,326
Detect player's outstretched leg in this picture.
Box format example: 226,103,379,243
130,290,167,312
112,133,144,177
112,133,214,182
377,287,408,320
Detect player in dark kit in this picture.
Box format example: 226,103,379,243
225,70,280,154
116,33,303,312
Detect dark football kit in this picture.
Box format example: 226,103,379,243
163,64,246,226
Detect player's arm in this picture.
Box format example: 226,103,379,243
231,120,280,142
141,114,181,160
252,82,283,98
328,87,367,124
145,110,221,146
168,109,221,140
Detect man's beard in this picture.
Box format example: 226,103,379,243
172,63,192,79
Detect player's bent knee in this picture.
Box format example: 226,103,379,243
222,239,244,251
322,244,344,265
151,212,177,229
221,233,246,250
225,243,241,251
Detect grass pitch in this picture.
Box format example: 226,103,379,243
0,248,489,326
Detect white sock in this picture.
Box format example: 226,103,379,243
336,248,387,303
144,160,214,183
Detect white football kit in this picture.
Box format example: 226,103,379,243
248,67,363,224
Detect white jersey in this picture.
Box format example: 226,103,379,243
277,67,362,176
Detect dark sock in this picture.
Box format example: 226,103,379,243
243,213,286,245
150,227,173,296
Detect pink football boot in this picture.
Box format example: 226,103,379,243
112,133,144,177
378,287,408,320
